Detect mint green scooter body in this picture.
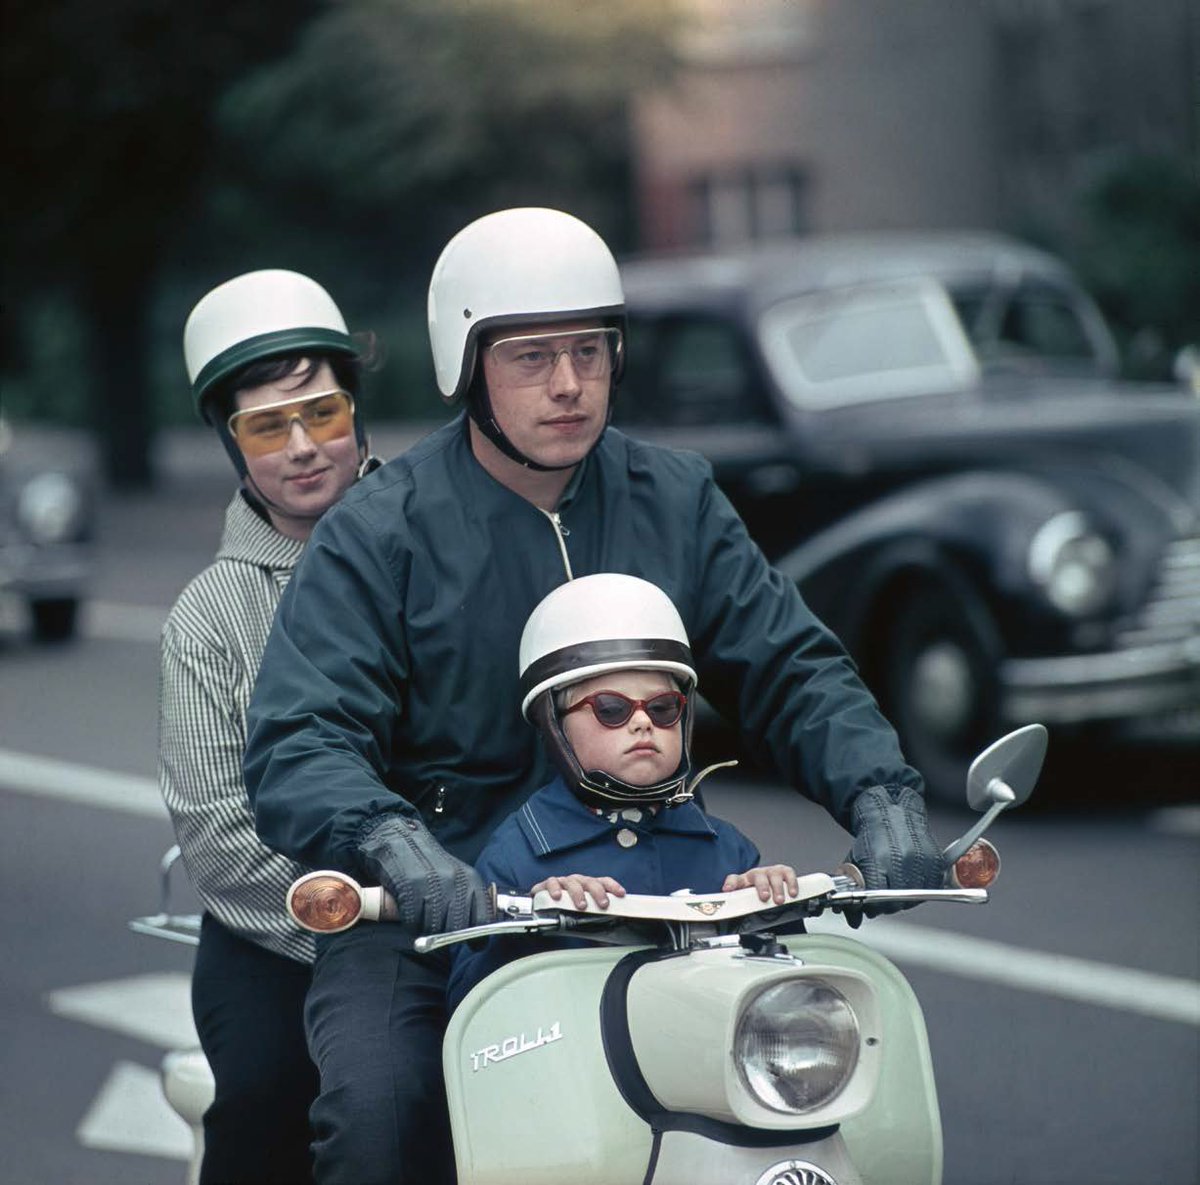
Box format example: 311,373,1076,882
443,933,941,1185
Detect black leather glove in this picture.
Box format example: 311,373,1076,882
356,813,492,934
844,785,945,924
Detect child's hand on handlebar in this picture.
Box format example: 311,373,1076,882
532,874,627,910
723,864,799,904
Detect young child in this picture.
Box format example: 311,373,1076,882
447,573,798,1009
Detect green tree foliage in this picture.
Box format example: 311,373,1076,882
204,0,677,418
1070,155,1200,379
4,0,678,470
2,0,321,486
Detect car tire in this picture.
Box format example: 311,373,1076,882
884,579,999,805
30,597,79,643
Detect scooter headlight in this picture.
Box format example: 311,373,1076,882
735,980,859,1114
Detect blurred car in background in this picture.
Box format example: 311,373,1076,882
616,232,1200,800
0,417,93,642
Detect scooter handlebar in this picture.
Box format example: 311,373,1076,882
288,867,988,953
287,871,532,936
838,838,1001,893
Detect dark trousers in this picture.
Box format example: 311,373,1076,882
304,924,456,1185
192,914,319,1185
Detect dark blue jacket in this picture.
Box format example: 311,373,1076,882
245,415,921,875
447,775,761,1009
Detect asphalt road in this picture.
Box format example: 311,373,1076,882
1,430,1197,1184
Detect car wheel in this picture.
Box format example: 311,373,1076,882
884,580,998,805
30,597,79,643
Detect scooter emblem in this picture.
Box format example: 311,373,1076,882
686,900,724,916
754,1160,840,1185
469,1022,563,1072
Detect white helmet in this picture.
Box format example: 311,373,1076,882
184,269,356,420
519,574,698,808
182,269,378,488
428,207,626,405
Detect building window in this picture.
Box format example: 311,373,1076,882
689,164,807,248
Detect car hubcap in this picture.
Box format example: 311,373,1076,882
910,640,974,740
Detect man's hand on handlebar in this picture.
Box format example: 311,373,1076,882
844,784,946,926
356,813,492,933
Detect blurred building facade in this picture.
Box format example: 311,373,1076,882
633,0,1199,251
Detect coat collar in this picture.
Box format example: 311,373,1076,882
516,775,718,857
215,490,307,571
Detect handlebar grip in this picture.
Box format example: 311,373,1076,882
287,874,491,932
837,845,998,892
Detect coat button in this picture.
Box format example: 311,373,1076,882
620,808,643,823
616,828,638,848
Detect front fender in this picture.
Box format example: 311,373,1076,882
777,471,1074,650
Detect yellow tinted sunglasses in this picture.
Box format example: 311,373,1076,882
227,390,355,457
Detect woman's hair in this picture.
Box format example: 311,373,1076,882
206,331,382,423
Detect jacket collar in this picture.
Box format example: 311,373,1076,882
516,775,718,857
215,491,307,571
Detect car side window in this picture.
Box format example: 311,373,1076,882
998,283,1095,361
656,317,768,427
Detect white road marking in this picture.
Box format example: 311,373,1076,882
0,748,165,819
84,599,169,644
808,914,1200,1027
46,972,199,1049
49,975,205,1163
76,1060,193,1162
9,748,1197,1027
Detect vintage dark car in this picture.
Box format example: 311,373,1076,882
615,232,1200,800
0,416,93,642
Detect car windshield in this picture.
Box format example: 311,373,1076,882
758,278,980,411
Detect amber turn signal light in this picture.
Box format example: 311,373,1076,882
950,838,1001,889
287,871,365,933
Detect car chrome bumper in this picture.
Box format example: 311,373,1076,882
1001,636,1200,727
0,542,89,599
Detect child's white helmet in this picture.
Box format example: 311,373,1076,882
428,207,626,405
519,574,698,808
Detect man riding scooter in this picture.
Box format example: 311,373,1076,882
244,207,946,1184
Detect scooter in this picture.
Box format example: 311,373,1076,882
285,723,1046,1185
128,848,209,1185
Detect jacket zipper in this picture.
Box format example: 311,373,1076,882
433,785,447,815
541,510,575,580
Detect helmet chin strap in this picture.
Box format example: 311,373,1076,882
466,371,614,473
240,473,324,524
530,692,696,809
214,419,379,522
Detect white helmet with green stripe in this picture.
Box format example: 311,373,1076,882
183,269,373,482
184,269,358,424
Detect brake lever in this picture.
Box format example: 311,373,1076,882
827,887,988,907
414,914,562,954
